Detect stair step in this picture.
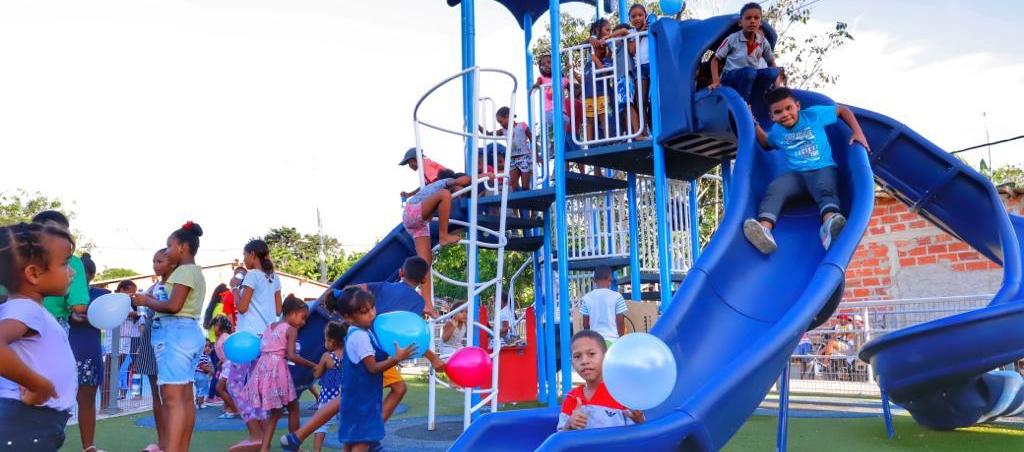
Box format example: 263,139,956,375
475,173,628,211
475,214,544,230
503,236,545,252
622,291,662,301
616,271,687,285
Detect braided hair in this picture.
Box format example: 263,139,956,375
0,222,75,295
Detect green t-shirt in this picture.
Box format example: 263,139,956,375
42,255,89,320
207,303,224,342
160,264,206,319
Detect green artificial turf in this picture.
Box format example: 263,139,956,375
61,381,1024,451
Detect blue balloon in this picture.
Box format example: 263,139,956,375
224,331,261,364
602,333,677,410
660,0,685,15
374,311,429,359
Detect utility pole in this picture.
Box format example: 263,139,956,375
317,208,327,283
983,112,993,172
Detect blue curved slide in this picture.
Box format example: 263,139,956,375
856,108,1024,429
449,15,875,450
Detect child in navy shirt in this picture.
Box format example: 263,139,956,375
743,88,870,254
709,3,781,103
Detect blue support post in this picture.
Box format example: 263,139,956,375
549,0,573,397
688,179,700,263
618,0,629,23
881,388,896,439
627,173,641,300
461,0,476,173
542,215,557,406
721,159,732,211
647,15,673,310
532,256,548,402
777,364,791,452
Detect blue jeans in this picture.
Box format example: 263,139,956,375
194,372,211,399
0,398,70,451
151,316,205,386
721,67,779,103
757,166,841,225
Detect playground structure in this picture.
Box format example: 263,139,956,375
290,0,1024,450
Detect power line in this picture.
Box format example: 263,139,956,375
951,135,1024,155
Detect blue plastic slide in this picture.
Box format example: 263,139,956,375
449,16,875,450
856,107,1024,429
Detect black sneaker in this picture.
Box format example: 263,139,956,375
743,218,778,254
821,214,847,250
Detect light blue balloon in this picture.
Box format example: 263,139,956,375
602,333,677,410
661,0,684,15
374,311,429,359
87,293,132,330
224,331,261,364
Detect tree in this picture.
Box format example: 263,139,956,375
431,245,534,312
261,226,360,283
0,190,93,253
96,268,140,282
762,0,854,89
991,164,1024,187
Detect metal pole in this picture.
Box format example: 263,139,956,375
721,159,732,211
647,14,673,310
688,180,700,263
549,0,573,397
461,0,476,174
460,0,477,429
777,364,791,452
542,214,558,406
881,388,896,439
627,173,642,300
618,0,630,24
533,256,548,402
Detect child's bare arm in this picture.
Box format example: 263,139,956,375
708,58,722,90
755,122,771,149
836,105,871,152
286,327,317,368
313,352,331,378
0,319,56,405
361,342,416,374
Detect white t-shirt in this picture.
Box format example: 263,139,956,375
236,270,281,335
346,327,376,364
0,298,78,412
580,288,628,341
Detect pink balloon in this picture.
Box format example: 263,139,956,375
445,346,492,387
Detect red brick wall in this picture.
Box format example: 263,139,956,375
843,194,1024,302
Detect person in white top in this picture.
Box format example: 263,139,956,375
580,266,628,344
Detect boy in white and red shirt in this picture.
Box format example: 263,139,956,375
558,330,645,430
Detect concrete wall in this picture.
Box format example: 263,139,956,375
843,193,1024,301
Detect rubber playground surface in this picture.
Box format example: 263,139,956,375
60,381,1024,451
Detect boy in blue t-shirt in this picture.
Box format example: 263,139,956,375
743,87,870,254
709,3,781,103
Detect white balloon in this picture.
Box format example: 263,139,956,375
87,293,132,330
602,333,677,410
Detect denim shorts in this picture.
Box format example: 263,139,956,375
151,316,205,386
0,398,71,451
315,416,338,434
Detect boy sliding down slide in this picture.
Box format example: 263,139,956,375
743,87,870,254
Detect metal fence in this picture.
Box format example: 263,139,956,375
784,294,995,396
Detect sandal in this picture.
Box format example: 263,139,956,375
227,440,262,452
141,445,162,452
84,447,108,452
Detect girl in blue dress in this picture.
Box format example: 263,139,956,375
335,287,416,452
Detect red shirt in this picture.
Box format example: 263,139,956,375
220,290,237,325
422,158,446,184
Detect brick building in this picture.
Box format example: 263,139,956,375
843,188,1022,302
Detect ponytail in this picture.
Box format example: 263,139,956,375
243,239,275,283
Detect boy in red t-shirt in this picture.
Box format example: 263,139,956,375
558,330,645,430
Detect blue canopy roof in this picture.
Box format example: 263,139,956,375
446,0,614,29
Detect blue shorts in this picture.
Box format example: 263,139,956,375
152,316,205,386
0,398,70,451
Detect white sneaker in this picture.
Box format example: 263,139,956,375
743,218,778,254
821,214,847,249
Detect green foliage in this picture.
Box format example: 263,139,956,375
96,268,140,282
990,164,1024,187
432,245,534,311
531,1,666,60
763,0,854,89
261,226,363,283
0,190,93,253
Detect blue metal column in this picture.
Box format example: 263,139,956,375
523,13,548,403
777,365,791,452
721,159,733,211
618,0,629,23
549,0,573,397
461,0,476,173
542,215,557,406
881,389,896,439
647,15,673,310
688,180,701,262
627,173,641,300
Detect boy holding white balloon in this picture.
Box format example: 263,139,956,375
558,330,645,431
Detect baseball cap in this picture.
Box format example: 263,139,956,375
399,147,419,166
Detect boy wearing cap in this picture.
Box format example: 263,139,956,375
399,147,450,196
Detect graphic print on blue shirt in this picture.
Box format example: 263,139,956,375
767,104,839,172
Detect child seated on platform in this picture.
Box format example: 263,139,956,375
708,3,781,104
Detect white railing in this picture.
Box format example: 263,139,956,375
529,84,553,189
563,31,648,148
414,66,517,430
784,294,995,396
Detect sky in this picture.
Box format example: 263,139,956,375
1,0,1021,274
